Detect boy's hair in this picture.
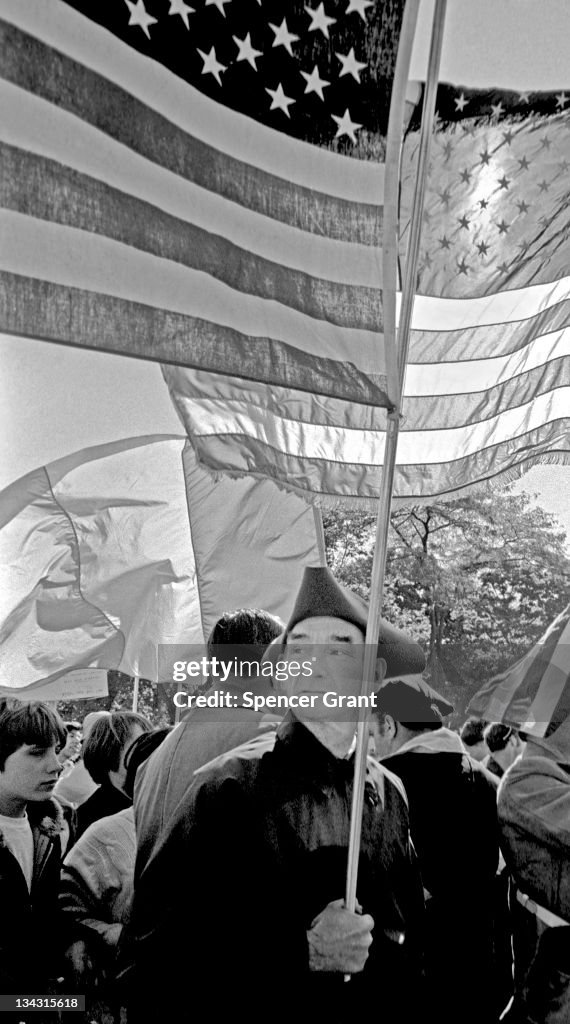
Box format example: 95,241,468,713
206,608,284,676
460,716,488,747
83,711,152,784
484,722,520,753
123,727,172,800
0,699,67,771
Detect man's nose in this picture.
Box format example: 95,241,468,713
48,751,63,774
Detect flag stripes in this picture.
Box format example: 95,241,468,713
1,0,569,505
469,605,570,735
0,272,388,402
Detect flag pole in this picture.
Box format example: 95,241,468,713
344,0,448,925
132,675,140,713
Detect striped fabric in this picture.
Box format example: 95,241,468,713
1,1,570,506
468,604,570,736
0,0,395,406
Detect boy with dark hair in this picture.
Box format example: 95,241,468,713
0,698,67,994
75,711,151,841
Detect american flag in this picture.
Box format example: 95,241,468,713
468,603,570,737
1,0,569,505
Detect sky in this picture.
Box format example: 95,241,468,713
1,0,570,536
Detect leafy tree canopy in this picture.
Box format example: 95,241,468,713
323,490,570,719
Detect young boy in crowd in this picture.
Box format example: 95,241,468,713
0,698,68,995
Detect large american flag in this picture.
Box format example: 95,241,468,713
1,0,569,505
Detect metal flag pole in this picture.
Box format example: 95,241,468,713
344,0,448,927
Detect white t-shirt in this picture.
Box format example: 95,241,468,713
0,812,34,891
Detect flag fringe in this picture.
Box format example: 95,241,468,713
187,442,570,513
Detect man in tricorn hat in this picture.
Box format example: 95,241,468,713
126,567,426,1023
370,677,506,1024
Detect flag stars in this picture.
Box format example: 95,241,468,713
124,0,157,38
301,65,330,101
331,108,362,143
438,236,451,250
476,240,489,256
168,0,194,30
540,135,552,149
197,46,227,85
497,175,510,190
336,48,367,83
266,83,296,117
233,33,263,70
269,19,300,57
345,0,373,21
438,187,452,206
454,92,469,113
518,92,530,104
516,199,530,215
518,156,530,171
502,129,515,145
556,92,568,110
538,179,550,192
305,3,336,38
559,159,570,174
442,140,454,160
457,258,470,275
458,214,470,230
480,150,491,166
479,197,489,210
491,101,504,117
497,261,510,274
205,0,232,15
459,168,472,183
497,219,510,235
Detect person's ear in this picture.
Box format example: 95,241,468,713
385,714,397,739
375,658,387,684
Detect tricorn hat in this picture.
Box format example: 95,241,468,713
285,566,426,679
376,675,454,723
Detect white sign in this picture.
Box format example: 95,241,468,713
1,669,109,703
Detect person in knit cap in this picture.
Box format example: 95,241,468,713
126,567,426,1024
370,676,508,1024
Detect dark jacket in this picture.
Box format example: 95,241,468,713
74,783,130,843
126,717,425,1024
498,750,570,1024
382,730,503,1024
0,797,66,993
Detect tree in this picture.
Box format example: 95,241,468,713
323,490,570,719
57,672,176,727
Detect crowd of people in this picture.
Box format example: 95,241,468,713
0,566,568,1023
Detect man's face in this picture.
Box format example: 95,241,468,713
283,615,366,722
369,717,396,760
0,742,62,807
